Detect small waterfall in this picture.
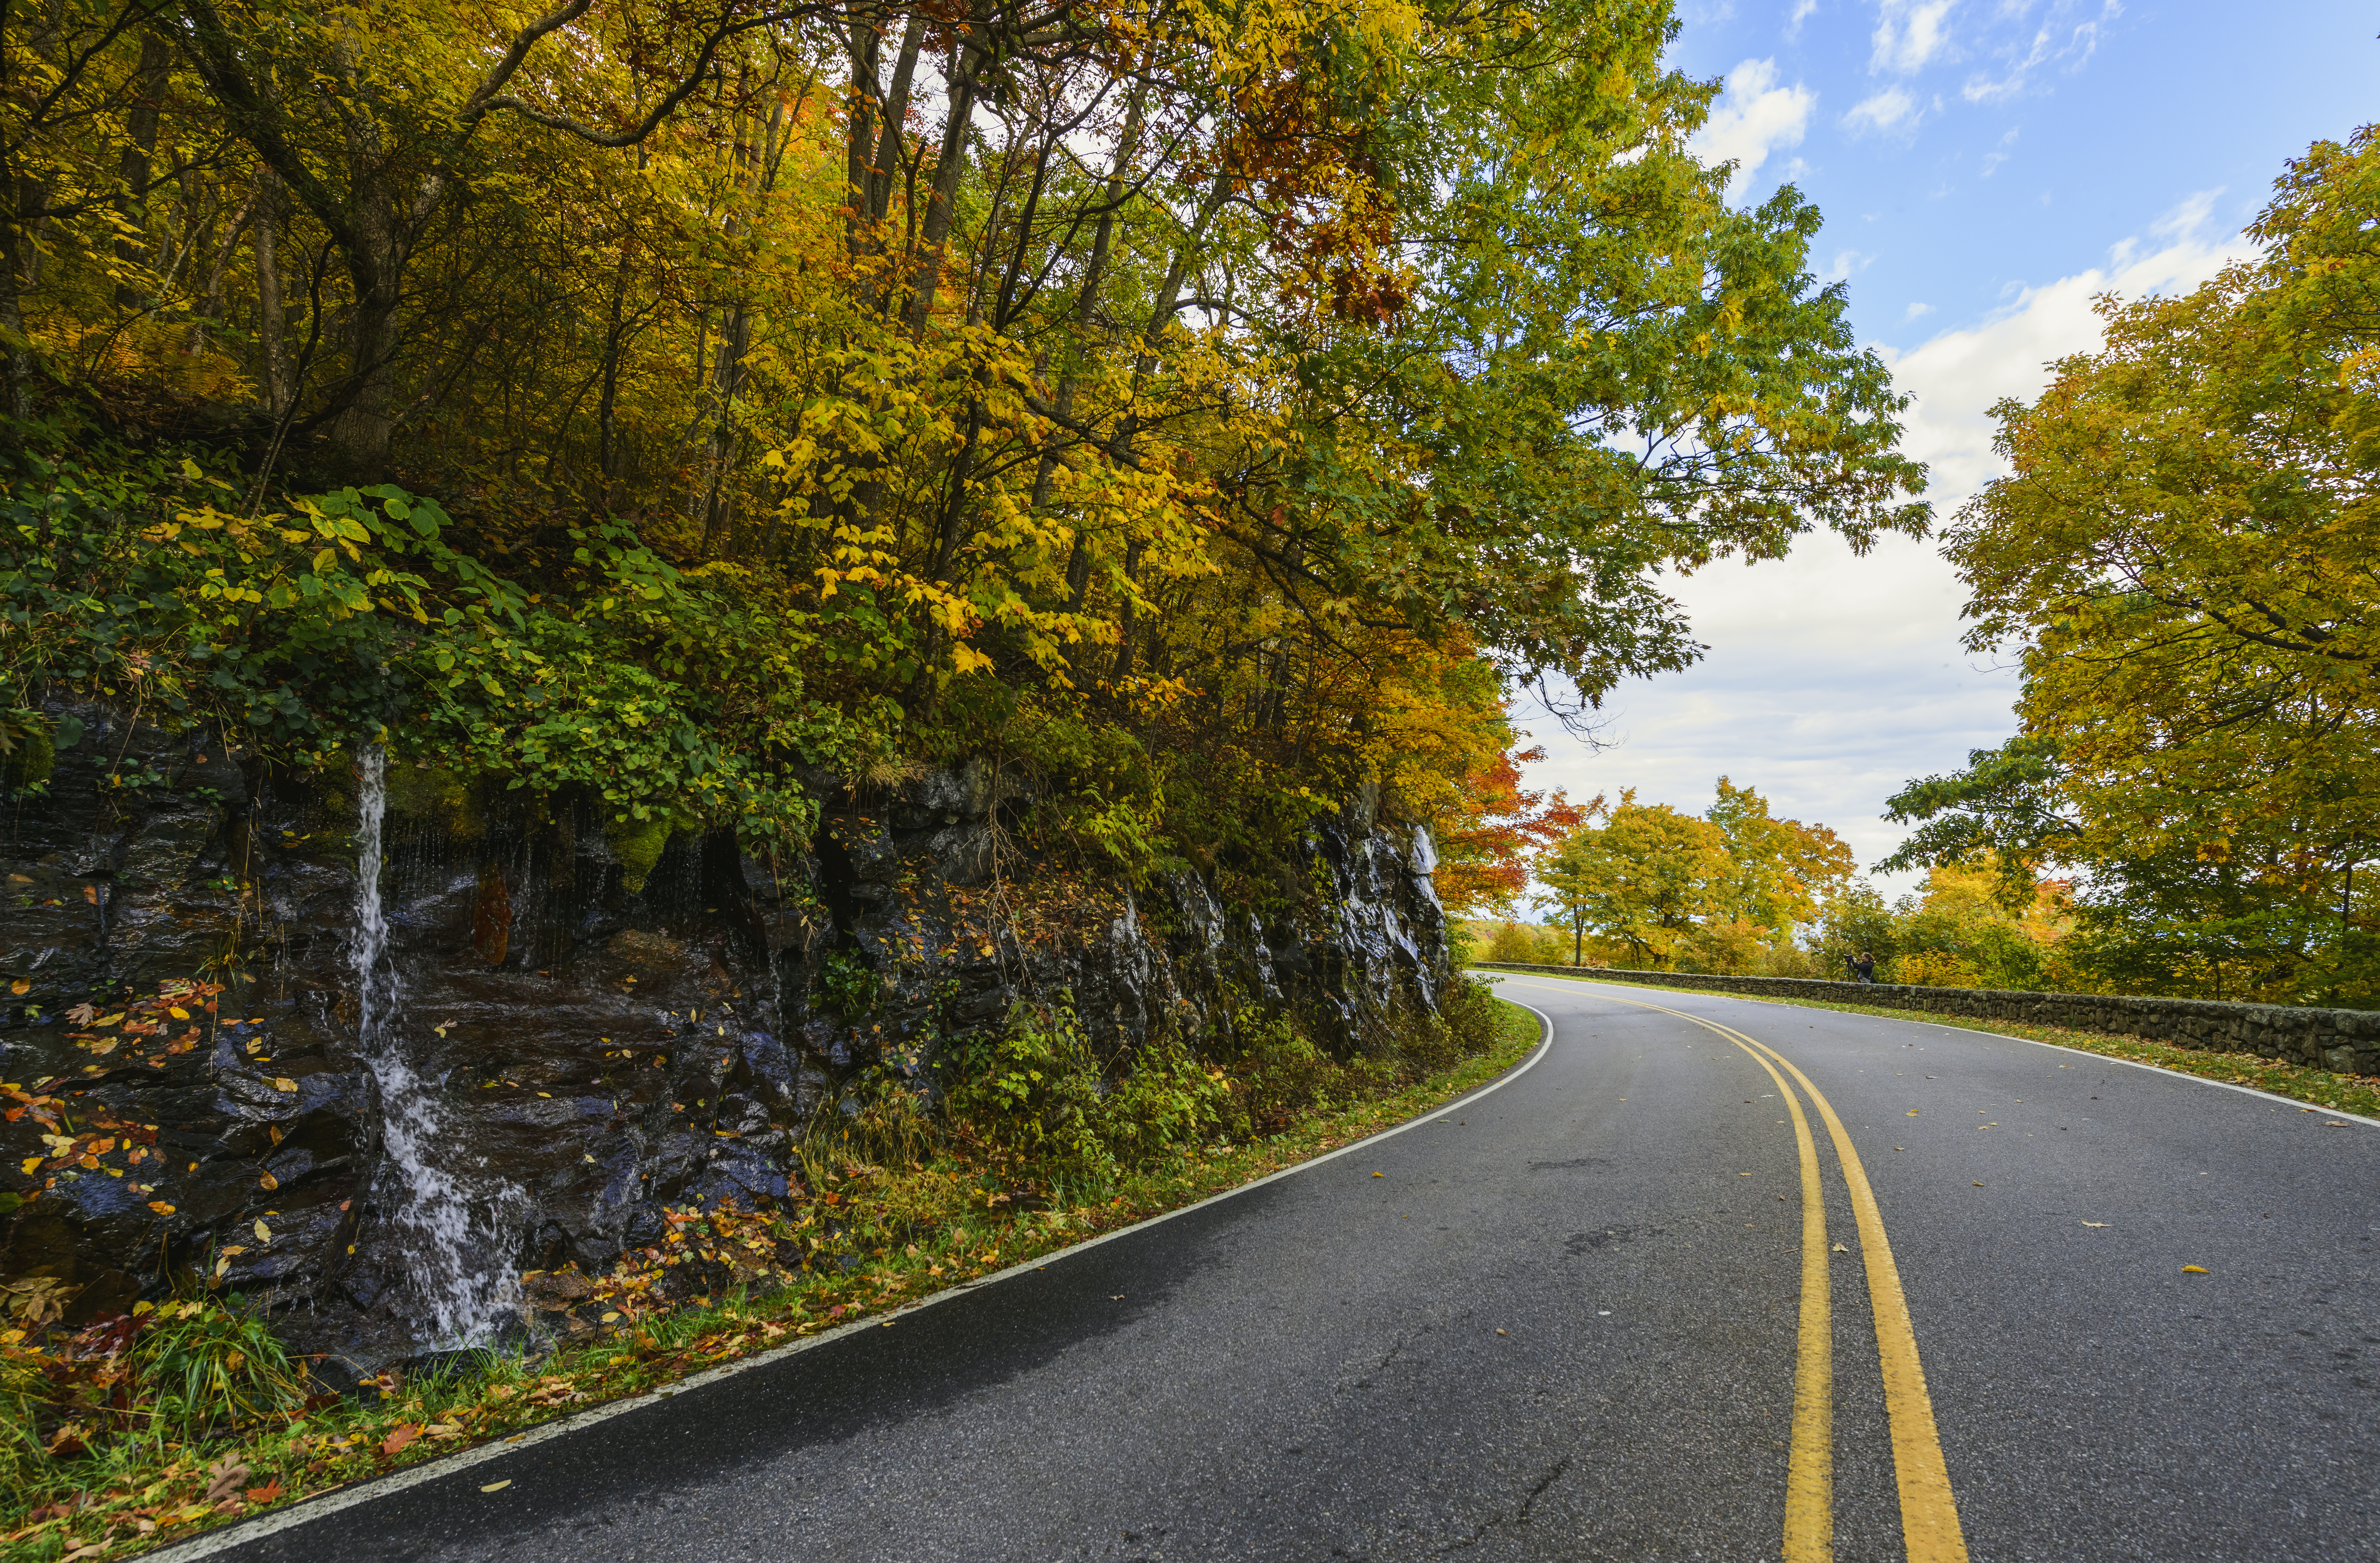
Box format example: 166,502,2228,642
352,747,520,1346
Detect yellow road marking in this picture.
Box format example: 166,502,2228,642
1730,1039,1833,1562
1727,1026,1970,1563
1514,979,1971,1563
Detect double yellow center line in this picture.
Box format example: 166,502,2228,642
1533,983,1970,1563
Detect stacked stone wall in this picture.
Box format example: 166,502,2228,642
1473,963,2380,1078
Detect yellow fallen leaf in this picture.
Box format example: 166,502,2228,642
148,1201,175,1215
1831,1242,1849,1253
1907,1109,1920,1116
253,1219,271,1242
1370,1171,1384,1178
2082,1221,2110,1228
480,1480,512,1493
19,1156,41,1175
259,1172,278,1190
2182,1264,2209,1274
9,979,26,995
168,1006,189,1020
271,1077,298,1092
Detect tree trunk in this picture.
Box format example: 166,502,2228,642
902,40,981,335
112,31,173,309
325,18,402,476
1111,539,1146,680
842,18,882,256
252,164,291,417
866,14,926,228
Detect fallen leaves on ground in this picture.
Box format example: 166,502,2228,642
203,1456,250,1504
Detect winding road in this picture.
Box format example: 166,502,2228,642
175,975,2379,1562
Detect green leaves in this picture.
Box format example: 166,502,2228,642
1916,124,2380,1004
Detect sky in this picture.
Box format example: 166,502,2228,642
1513,0,2380,904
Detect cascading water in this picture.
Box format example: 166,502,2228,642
351,747,520,1346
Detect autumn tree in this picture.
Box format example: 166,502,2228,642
1897,125,2380,1003
0,0,1927,924
1538,792,1726,968
1432,747,1592,917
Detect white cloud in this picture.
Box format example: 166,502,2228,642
1883,220,2248,522
2150,187,2221,238
1787,0,1821,38
1979,127,2018,177
1961,1,2118,103
1690,58,1817,200
1516,212,2258,888
1904,301,1935,320
1823,248,1876,283
1844,86,1918,135
1870,0,1959,75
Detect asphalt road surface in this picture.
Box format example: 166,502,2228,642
180,975,2379,1563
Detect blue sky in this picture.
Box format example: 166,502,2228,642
1516,0,2379,901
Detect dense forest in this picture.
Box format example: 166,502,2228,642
0,0,1923,894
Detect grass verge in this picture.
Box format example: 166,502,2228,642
1495,968,2380,1122
2,995,1541,1563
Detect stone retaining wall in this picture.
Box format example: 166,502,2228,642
1472,963,2380,1078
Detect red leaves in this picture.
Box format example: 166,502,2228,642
1435,747,1595,917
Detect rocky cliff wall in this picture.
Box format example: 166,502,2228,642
1,704,1450,1374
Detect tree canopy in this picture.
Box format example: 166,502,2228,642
1887,125,2380,1004
0,0,1924,894
1536,777,1851,968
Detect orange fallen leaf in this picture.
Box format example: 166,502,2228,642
244,1478,283,1504
381,1423,422,1456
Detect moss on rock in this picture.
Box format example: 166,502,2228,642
1,721,56,794
608,811,685,895
385,763,486,843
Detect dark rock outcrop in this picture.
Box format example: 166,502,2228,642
1,704,1450,1372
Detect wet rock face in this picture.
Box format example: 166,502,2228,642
1,705,1450,1372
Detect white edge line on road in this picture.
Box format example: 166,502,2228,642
1487,972,2380,1130
143,1002,1559,1563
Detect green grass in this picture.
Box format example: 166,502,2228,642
1496,967,2380,1123
0,997,1542,1562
